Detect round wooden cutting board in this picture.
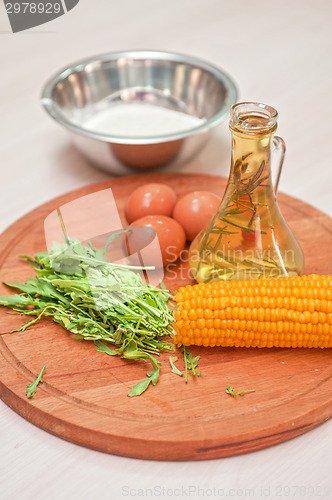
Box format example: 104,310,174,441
1,173,332,461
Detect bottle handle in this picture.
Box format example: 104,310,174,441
272,136,286,194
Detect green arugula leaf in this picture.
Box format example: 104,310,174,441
94,340,118,356
0,294,33,307
26,366,46,398
225,386,255,398
128,378,152,397
128,356,160,397
104,229,131,252
3,282,41,295
182,347,202,383
147,363,159,386
169,356,183,376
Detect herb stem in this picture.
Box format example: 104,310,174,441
55,252,156,271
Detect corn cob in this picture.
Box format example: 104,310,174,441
173,275,332,348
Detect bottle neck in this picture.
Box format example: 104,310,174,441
227,127,276,203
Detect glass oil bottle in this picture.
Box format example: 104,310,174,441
189,102,304,283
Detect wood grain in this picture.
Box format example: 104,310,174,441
0,173,332,461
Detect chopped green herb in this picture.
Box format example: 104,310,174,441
26,366,46,399
0,236,175,397
225,386,255,398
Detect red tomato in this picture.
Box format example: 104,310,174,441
131,215,186,266
172,191,221,241
125,183,177,224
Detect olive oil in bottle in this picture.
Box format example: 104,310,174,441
189,102,304,283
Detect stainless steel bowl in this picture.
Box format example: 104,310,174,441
41,50,238,175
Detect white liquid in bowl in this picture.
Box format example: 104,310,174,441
83,103,206,138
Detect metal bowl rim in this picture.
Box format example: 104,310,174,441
40,49,238,145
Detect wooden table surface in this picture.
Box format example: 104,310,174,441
0,1,331,498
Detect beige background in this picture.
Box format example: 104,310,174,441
0,1,331,498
